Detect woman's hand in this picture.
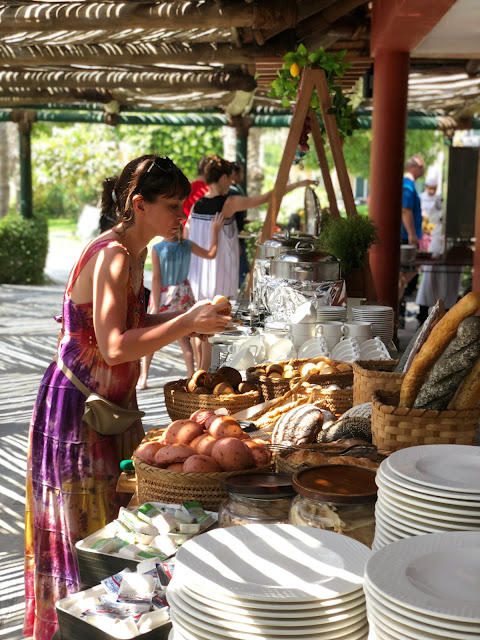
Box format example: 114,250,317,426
185,300,232,334
296,179,319,189
212,212,225,231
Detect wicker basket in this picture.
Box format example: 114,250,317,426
371,390,480,453
134,457,270,511
308,385,353,416
353,360,404,406
163,379,261,421
246,358,353,401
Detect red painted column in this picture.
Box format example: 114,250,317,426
368,50,410,313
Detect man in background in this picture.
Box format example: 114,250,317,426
398,154,425,328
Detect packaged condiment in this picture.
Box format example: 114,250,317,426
218,473,295,527
289,465,377,547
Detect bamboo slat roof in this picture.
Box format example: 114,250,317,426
0,0,479,120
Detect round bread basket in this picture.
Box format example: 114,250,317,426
371,390,480,452
133,458,270,511
247,359,353,402
353,360,403,406
163,379,261,421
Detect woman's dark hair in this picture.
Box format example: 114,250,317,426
197,155,209,177
203,154,233,185
101,155,191,230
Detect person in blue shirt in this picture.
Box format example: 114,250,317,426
399,154,425,328
137,212,225,388
402,154,425,246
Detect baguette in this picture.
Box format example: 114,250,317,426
448,353,480,410
399,292,480,407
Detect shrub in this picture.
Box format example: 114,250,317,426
0,214,49,284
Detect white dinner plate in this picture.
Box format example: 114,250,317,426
364,577,480,634
375,503,427,536
385,445,480,493
376,484,480,521
375,476,480,515
177,580,365,612
168,582,366,619
173,524,371,603
171,608,369,640
167,588,367,634
365,531,480,622
376,494,480,529
377,466,480,504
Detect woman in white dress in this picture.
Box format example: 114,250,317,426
416,169,462,322
186,154,316,369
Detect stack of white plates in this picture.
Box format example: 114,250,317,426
351,306,394,347
365,531,480,640
373,445,480,550
317,305,348,323
167,524,371,640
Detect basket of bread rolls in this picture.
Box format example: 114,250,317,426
353,360,403,406
133,412,272,510
370,292,480,452
163,365,261,421
246,358,353,401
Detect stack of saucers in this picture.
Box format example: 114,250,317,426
373,445,480,551
351,306,394,347
365,530,480,640
317,305,348,323
167,524,371,640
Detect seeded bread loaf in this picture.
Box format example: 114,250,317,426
448,353,480,410
399,292,480,407
413,317,480,410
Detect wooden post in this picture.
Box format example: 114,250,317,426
309,107,339,217
314,69,357,217
260,69,316,244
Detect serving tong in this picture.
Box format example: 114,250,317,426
265,442,377,458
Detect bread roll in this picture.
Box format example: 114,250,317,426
212,295,232,315
399,292,480,407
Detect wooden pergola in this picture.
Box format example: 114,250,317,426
1,0,480,306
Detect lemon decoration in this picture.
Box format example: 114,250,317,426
290,62,300,77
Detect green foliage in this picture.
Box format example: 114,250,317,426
268,44,358,139
244,220,263,265
0,214,49,284
318,214,379,276
31,122,224,220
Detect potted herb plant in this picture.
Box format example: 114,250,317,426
318,214,379,297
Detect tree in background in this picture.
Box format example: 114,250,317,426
31,122,223,219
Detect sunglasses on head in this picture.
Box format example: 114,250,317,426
134,156,175,194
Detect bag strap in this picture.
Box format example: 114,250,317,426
56,355,91,398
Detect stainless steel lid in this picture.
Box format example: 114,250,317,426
273,241,339,265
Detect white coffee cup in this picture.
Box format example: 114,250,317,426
342,321,372,342
317,321,344,337
290,322,320,348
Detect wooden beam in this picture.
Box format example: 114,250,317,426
371,0,456,56
473,151,480,293
0,1,254,34
0,42,285,68
0,69,257,93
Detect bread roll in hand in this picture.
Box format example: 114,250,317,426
212,295,232,316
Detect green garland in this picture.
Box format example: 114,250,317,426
268,44,359,140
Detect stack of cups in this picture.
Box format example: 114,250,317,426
316,321,344,353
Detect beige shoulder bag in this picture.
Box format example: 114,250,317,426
57,356,145,435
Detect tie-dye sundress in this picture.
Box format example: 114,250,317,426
24,238,145,640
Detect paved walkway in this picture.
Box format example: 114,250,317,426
0,235,419,639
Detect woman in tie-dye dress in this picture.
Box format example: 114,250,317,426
24,155,232,640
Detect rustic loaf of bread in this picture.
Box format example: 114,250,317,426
448,353,480,410
401,299,445,373
413,316,480,410
399,292,480,407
